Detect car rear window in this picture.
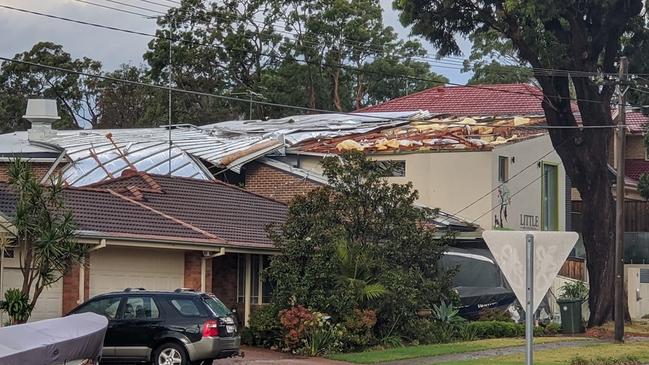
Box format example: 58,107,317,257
170,298,202,316
202,295,231,317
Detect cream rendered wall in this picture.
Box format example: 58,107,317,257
1,248,63,322
292,151,494,228
490,135,566,231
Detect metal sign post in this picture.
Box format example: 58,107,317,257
525,234,534,365
482,230,579,365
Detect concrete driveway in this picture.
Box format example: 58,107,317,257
213,346,350,365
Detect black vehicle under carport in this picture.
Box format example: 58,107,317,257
440,247,516,319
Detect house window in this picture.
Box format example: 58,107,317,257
542,163,559,231
2,248,14,258
372,160,406,177
498,156,509,182
236,254,272,304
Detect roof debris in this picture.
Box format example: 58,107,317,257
294,115,546,154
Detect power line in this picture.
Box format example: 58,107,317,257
100,0,165,14
70,0,157,18
133,0,175,9
0,4,614,106
453,148,558,217
470,166,555,224
0,55,632,129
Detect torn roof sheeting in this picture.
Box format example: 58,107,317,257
45,125,282,186
202,111,435,146
292,115,547,154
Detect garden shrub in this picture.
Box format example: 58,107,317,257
534,322,561,336
279,305,316,351
243,305,282,348
478,307,513,322
464,321,525,338
267,152,454,343
340,309,378,350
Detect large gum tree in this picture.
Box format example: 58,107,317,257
393,0,644,325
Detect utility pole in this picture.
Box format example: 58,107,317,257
614,56,628,343
167,24,173,176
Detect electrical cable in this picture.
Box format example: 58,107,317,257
0,4,615,106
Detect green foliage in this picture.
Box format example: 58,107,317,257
335,240,388,305
559,281,589,302
267,152,453,340
0,288,32,325
464,321,525,339
341,309,378,350
478,308,513,322
7,159,86,322
0,42,102,130
243,305,283,348
432,301,463,324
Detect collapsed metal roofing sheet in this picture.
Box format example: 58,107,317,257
202,111,435,146
44,126,282,186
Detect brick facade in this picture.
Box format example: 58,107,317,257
243,162,322,204
212,254,238,309
184,251,213,293
62,261,90,315
0,162,60,183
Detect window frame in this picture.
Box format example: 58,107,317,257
121,295,161,320
169,297,205,317
73,295,123,320
541,162,560,231
498,156,509,183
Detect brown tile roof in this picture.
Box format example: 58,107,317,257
0,173,288,249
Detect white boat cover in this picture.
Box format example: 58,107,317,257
0,313,108,365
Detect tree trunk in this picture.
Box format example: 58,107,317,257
539,77,617,326
332,68,343,112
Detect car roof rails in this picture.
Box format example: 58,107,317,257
124,288,146,292
174,288,196,293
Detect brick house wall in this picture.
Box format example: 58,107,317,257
212,254,238,309
243,162,322,204
0,162,61,183
184,251,212,293
62,261,90,315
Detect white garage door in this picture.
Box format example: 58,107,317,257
89,247,185,297
2,267,62,322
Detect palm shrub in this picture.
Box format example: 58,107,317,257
0,288,32,325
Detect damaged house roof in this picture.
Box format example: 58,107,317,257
292,115,547,154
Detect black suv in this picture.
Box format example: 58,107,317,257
68,288,241,365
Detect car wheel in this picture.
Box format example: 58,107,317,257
153,342,188,365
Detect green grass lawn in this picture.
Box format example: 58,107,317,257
439,341,649,365
327,337,576,364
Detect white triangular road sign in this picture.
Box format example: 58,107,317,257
482,230,579,312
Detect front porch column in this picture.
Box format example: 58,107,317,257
244,253,252,326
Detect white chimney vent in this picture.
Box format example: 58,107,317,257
24,99,60,141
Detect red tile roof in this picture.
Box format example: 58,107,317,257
625,159,649,181
358,84,546,116
0,173,288,249
624,111,649,134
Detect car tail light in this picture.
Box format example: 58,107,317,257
202,320,219,337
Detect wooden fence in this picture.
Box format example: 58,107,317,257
558,257,586,281
572,201,649,232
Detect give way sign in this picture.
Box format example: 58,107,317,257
482,230,580,312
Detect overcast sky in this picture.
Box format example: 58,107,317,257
0,0,471,84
